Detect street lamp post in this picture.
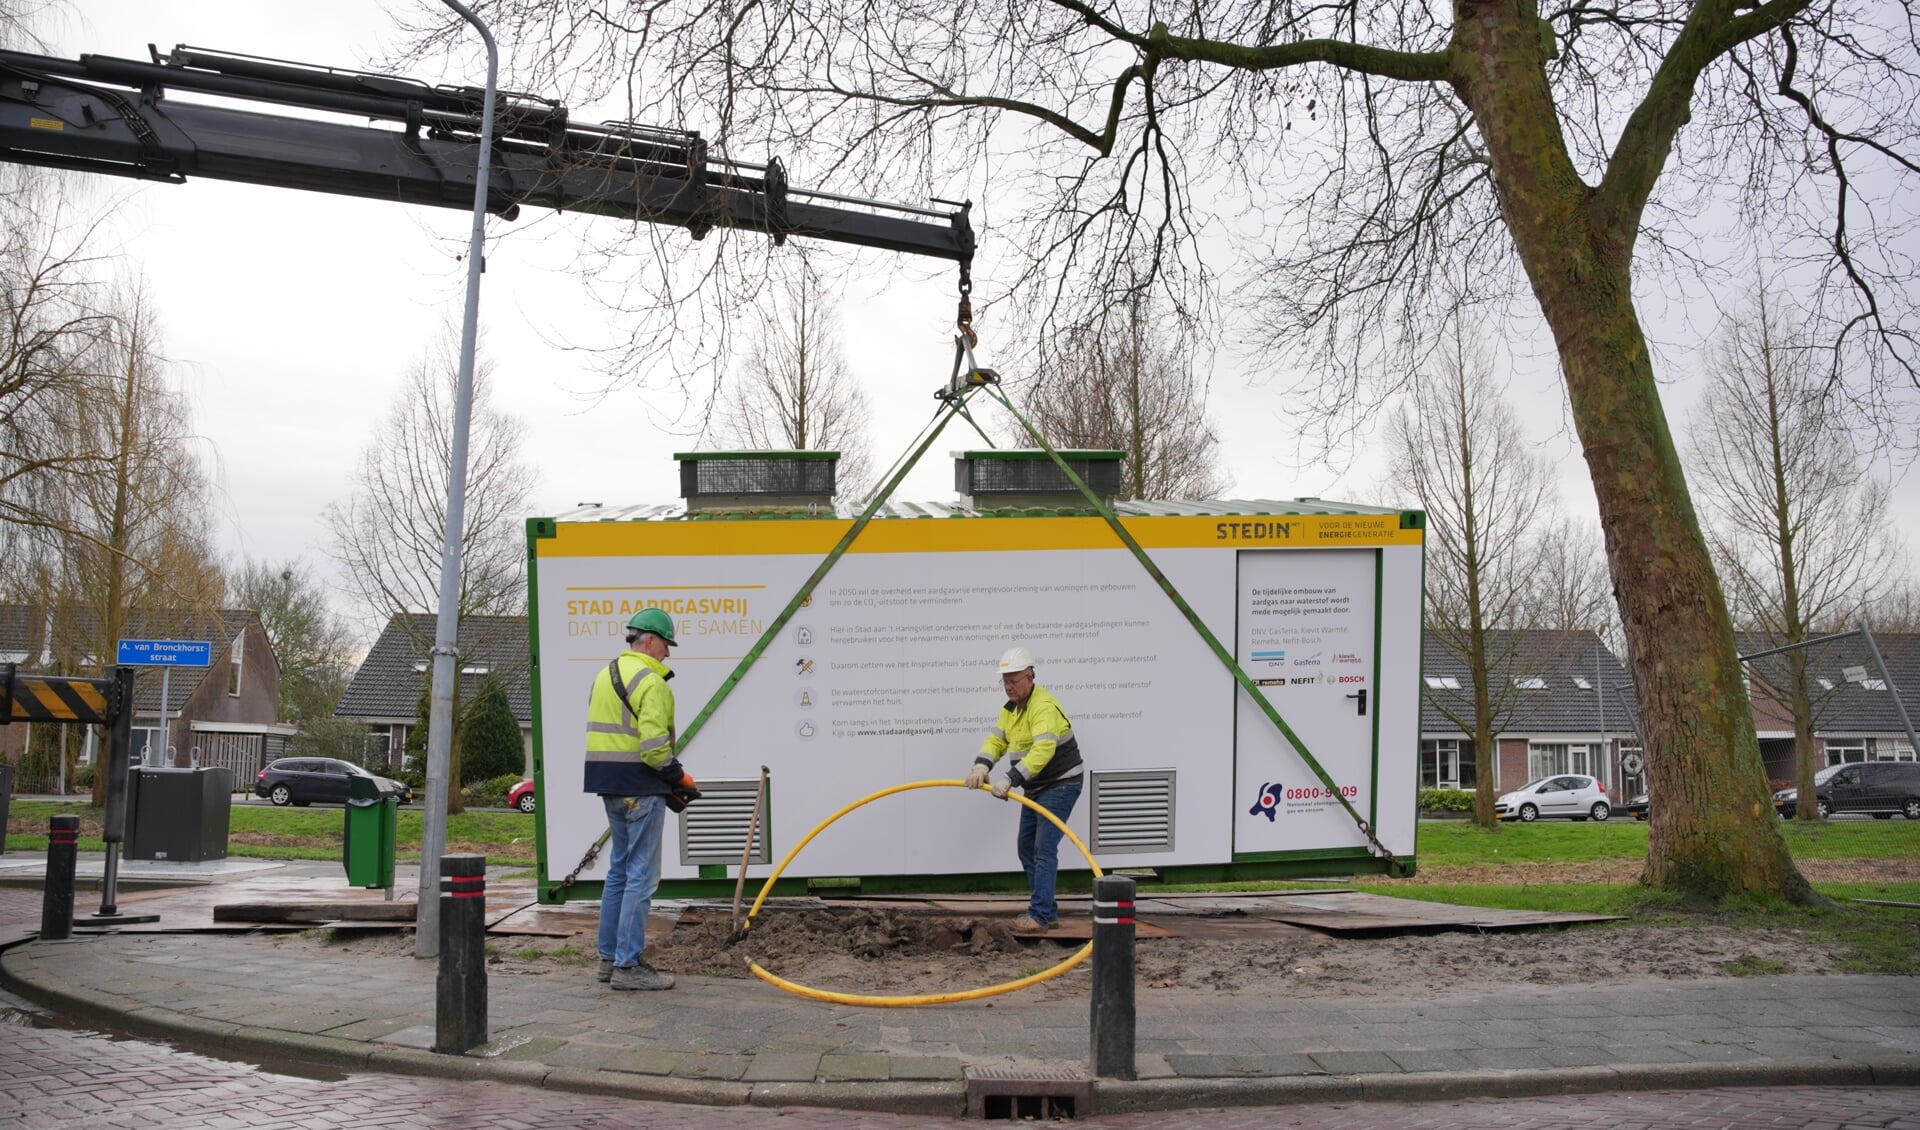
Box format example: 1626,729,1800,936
416,0,500,960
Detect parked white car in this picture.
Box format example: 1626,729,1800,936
1494,774,1611,822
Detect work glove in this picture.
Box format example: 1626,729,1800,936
965,764,990,790
990,778,1013,800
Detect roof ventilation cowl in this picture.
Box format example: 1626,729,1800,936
955,449,1123,511
676,450,838,514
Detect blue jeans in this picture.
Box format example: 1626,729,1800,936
598,794,665,967
1016,779,1083,926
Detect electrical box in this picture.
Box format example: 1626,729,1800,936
527,495,1425,900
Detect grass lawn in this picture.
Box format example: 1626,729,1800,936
1413,816,1920,868
4,799,539,867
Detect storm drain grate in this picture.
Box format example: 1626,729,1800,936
964,1066,1091,1120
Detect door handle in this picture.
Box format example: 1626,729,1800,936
1345,689,1367,716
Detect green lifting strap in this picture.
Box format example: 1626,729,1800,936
981,383,1398,868
675,380,990,752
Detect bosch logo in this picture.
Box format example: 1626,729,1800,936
1337,674,1366,684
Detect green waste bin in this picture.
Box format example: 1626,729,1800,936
343,773,397,889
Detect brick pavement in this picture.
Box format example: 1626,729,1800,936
3,1005,1918,1128
2,863,1919,1117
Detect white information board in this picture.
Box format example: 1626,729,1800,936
1234,549,1378,853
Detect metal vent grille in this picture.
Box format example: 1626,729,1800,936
678,778,771,865
1089,769,1174,854
956,455,1122,497
679,454,835,497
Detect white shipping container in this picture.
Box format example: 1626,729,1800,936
528,495,1424,898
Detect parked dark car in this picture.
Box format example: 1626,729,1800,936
1774,760,1920,820
1618,793,1649,821
254,758,413,807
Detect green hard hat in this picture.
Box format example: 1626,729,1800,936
626,607,677,645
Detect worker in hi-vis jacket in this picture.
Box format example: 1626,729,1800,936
584,607,697,991
965,646,1086,930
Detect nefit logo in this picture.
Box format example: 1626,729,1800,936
1249,782,1282,822
1289,675,1318,685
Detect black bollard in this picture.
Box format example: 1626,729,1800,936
1089,873,1137,1079
434,853,488,1054
41,815,79,941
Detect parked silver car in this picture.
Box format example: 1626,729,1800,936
1494,774,1611,822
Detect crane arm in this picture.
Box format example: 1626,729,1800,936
0,44,974,263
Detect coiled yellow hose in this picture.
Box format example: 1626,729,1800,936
740,779,1102,1006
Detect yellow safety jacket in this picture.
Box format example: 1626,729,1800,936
974,684,1084,793
583,650,681,797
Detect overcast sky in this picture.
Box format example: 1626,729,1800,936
41,1,1920,642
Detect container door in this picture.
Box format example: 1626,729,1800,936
1233,548,1380,854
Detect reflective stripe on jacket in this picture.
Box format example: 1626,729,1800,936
975,684,1083,792
583,650,678,797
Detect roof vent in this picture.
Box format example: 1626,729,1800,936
676,450,837,513
955,449,1123,510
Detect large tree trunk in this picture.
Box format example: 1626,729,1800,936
1452,3,1811,903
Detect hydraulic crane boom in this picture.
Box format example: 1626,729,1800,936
0,44,974,263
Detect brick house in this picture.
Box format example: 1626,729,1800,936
1739,630,1920,784
1419,628,1642,802
0,605,290,790
333,613,532,774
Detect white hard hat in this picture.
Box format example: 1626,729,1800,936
997,646,1035,674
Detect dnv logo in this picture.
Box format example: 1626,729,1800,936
1249,782,1281,822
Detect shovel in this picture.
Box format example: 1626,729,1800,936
727,765,770,944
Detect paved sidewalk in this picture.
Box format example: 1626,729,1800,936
1,866,1917,1116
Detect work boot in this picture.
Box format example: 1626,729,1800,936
596,958,614,983
1012,914,1056,931
610,960,675,991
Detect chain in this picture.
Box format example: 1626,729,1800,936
955,259,976,349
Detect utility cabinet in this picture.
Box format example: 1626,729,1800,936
527,453,1425,901
126,766,233,862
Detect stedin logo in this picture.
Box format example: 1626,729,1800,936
1248,781,1282,823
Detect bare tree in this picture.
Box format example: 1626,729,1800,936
1863,577,1920,634
0,181,116,564
1520,516,1621,651
1389,326,1554,825
1688,286,1904,819
26,281,224,798
324,332,531,629
399,0,1920,902
228,557,357,725
712,259,876,501
323,331,534,811
1022,296,1229,500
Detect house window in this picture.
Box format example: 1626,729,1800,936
1825,739,1867,765
1514,677,1547,690
133,726,164,766
1421,739,1476,789
1424,676,1460,690
1529,742,1598,781
228,632,244,697
1875,740,1915,762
